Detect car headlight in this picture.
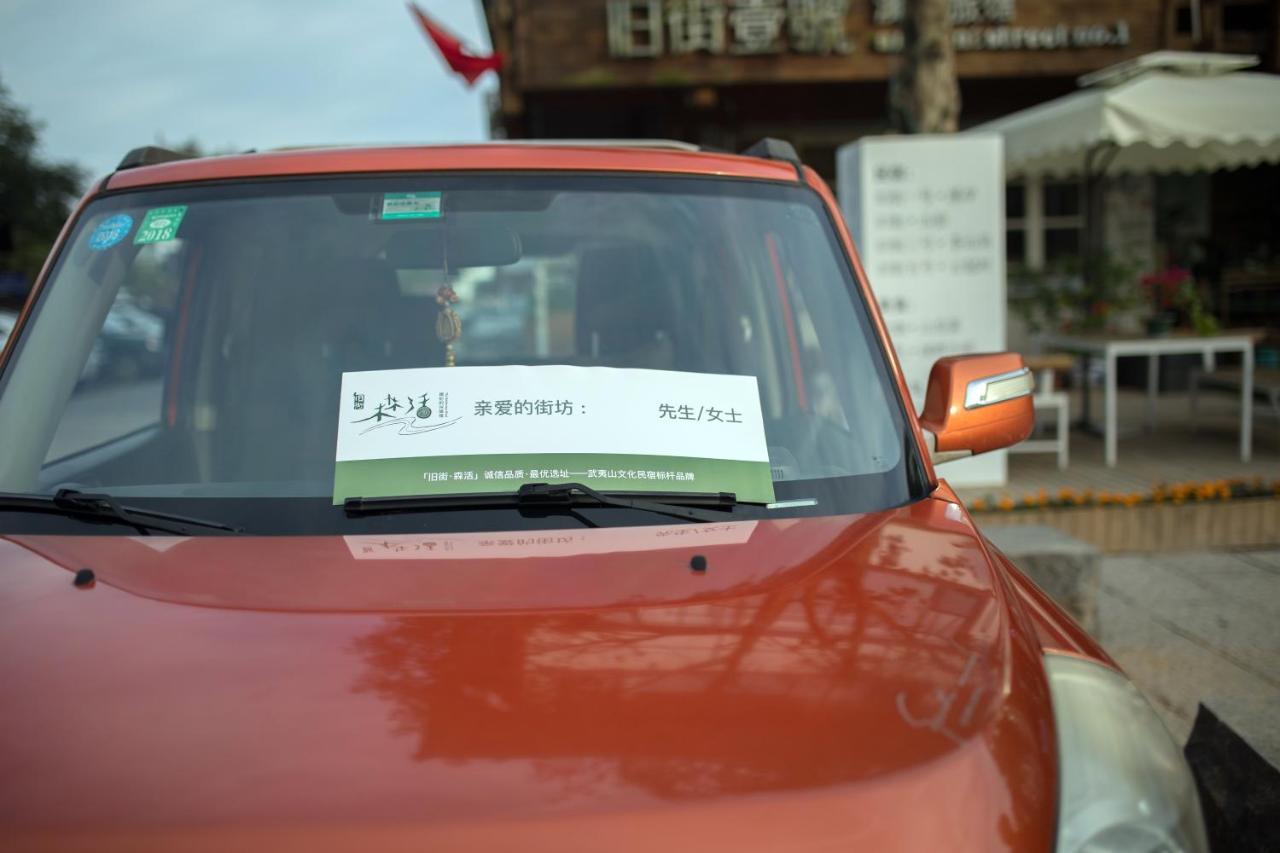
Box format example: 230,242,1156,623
1046,654,1208,853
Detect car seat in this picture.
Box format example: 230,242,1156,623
215,255,427,485
574,244,678,370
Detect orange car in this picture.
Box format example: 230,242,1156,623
0,141,1205,851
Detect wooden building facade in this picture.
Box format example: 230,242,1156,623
481,0,1280,179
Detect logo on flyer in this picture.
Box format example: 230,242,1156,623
350,390,460,436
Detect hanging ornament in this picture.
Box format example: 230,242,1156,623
436,284,461,367
435,232,462,367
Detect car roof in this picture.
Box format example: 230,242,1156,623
103,143,802,191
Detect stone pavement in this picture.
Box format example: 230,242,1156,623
1096,548,1280,767
954,386,1280,505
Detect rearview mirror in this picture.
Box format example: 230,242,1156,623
918,353,1035,464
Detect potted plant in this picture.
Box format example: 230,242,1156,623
1140,267,1186,336
1140,266,1219,336
1009,252,1140,335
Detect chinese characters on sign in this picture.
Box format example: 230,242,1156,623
870,0,1128,53
423,470,480,483
333,366,775,504
657,403,744,422
858,159,994,380
872,0,1014,25
473,399,581,416
608,0,1128,59
607,0,852,58
666,0,726,53
728,0,787,54
422,467,701,483
837,136,1006,487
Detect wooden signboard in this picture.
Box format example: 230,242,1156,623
488,0,1160,91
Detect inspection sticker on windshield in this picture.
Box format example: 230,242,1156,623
380,191,442,220
88,214,133,250
333,366,774,505
134,206,187,244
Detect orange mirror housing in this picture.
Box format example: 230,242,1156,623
918,353,1035,463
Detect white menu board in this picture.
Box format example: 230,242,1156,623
837,135,1007,487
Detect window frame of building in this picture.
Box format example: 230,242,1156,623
1006,177,1084,270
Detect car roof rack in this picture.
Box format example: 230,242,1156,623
113,138,802,174
116,146,191,171
498,138,703,152
266,139,704,154
740,137,802,167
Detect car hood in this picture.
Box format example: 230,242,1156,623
0,494,1055,851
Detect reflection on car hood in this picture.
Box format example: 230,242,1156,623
0,495,1055,851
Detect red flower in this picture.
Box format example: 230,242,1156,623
1141,267,1192,311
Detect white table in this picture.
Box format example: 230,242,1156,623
1035,332,1254,467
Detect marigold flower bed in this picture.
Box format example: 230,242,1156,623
970,478,1280,553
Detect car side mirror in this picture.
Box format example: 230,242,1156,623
918,353,1035,464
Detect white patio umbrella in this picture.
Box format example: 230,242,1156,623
968,51,1280,179
969,51,1280,264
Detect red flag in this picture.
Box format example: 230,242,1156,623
408,3,503,86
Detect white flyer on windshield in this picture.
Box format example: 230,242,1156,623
333,366,774,504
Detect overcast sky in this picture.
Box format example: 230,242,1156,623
0,0,494,183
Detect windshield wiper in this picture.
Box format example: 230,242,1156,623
344,482,752,524
0,489,243,536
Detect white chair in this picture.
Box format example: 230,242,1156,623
1009,354,1072,469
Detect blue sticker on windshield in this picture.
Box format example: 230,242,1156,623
88,214,134,250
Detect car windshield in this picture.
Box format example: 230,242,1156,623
0,173,925,533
